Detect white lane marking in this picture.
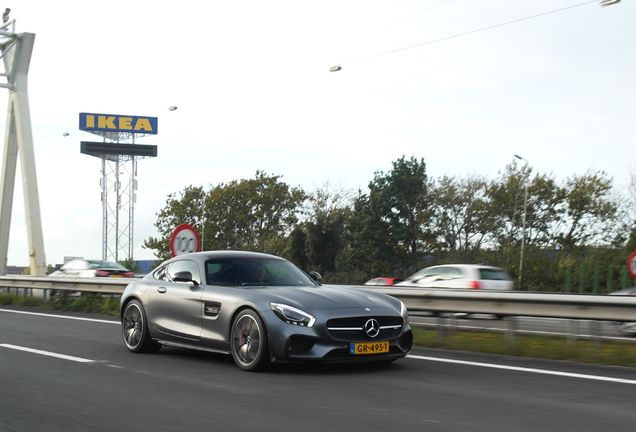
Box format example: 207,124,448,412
408,355,636,385
0,343,95,363
0,308,119,324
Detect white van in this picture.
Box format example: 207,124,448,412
396,264,513,291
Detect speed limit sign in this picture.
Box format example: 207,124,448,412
169,224,201,257
628,251,636,279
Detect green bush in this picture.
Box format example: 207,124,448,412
1,291,120,316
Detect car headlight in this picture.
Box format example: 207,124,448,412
399,300,409,320
270,303,316,327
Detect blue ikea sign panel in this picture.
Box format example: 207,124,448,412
79,113,158,135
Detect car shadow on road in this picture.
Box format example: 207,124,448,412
155,346,409,375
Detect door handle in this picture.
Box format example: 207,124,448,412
157,287,167,294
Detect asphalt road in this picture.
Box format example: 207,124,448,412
2,307,636,432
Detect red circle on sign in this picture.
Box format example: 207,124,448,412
169,224,201,257
628,251,636,279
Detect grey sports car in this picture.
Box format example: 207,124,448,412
120,251,413,371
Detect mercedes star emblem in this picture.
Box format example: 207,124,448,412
364,318,380,338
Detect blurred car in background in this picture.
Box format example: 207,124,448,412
50,259,135,278
364,277,404,286
396,264,513,291
609,286,636,335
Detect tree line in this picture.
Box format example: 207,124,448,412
143,156,636,291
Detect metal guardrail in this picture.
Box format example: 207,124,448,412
357,286,636,322
0,275,128,294
1,276,636,322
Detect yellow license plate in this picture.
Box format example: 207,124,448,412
350,341,389,355
110,275,123,278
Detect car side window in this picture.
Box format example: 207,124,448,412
411,268,433,280
435,267,451,278
153,265,168,281
446,267,463,279
167,260,201,284
424,268,440,279
206,261,240,285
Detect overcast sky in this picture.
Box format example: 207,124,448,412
2,0,634,266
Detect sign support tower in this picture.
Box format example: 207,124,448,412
0,13,46,276
79,113,157,262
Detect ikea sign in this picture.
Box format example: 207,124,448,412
79,113,158,134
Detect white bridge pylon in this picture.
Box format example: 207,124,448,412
0,15,46,276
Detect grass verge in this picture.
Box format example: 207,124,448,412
0,292,120,316
412,327,636,368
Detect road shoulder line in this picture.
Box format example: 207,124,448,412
0,308,119,324
408,354,636,385
0,343,95,363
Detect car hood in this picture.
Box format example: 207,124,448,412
258,284,400,311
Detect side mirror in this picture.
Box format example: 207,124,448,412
309,271,322,284
173,271,197,285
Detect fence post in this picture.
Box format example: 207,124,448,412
578,264,586,294
437,316,448,345
606,265,613,294
505,316,517,344
620,266,628,290
593,266,600,295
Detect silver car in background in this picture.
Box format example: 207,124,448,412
396,264,513,290
120,251,413,371
50,259,135,278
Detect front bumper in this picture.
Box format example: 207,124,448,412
262,308,413,363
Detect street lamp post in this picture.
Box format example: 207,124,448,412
514,155,528,290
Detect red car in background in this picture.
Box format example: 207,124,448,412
364,277,404,286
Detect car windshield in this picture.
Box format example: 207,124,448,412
205,257,316,287
86,260,128,270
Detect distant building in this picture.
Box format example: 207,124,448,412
6,266,28,275
134,260,158,275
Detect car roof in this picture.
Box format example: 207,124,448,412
162,250,285,264
424,264,505,270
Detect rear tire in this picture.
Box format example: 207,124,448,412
122,300,160,353
230,309,270,372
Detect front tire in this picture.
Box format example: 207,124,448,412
230,309,269,371
122,300,160,353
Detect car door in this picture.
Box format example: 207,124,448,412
444,266,468,289
146,259,204,343
199,259,244,350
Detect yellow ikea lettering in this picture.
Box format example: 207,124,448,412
97,116,116,129
85,115,95,128
134,118,153,132
119,117,133,130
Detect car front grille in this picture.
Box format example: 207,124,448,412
326,316,403,342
